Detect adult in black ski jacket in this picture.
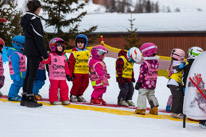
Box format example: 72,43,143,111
20,0,48,108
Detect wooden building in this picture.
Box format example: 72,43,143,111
87,31,206,56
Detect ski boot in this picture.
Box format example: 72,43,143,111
50,101,61,105
126,100,135,107
99,97,106,105
166,105,171,112
70,95,78,102
8,95,22,102
118,99,129,107
135,109,146,115
77,95,86,102
149,106,158,115
34,94,42,100
62,100,70,105
90,98,100,104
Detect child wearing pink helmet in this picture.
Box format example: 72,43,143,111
89,45,110,105
167,48,186,119
42,37,71,105
0,38,5,97
135,42,159,115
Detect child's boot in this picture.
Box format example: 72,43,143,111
126,100,135,106
77,95,86,102
118,99,129,107
166,105,171,112
135,109,146,115
34,94,42,100
62,100,70,105
24,94,42,108
99,97,106,105
149,106,158,115
199,120,206,129
50,101,61,105
90,98,100,104
70,95,78,102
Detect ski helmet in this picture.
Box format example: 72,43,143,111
127,47,142,63
140,42,157,57
49,37,64,52
171,48,185,61
75,34,88,51
187,46,203,59
91,45,108,60
0,38,5,53
11,35,25,50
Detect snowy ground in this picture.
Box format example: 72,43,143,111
0,56,205,137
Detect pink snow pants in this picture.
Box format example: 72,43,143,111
49,79,69,103
91,87,107,99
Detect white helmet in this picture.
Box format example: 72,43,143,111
127,47,142,63
187,46,203,59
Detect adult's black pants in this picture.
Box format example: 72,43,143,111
23,56,41,94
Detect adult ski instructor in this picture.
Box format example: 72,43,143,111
20,0,48,108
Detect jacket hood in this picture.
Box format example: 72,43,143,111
20,12,40,28
7,48,22,58
118,50,127,58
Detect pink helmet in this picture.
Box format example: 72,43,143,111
140,43,157,57
171,48,185,61
91,45,108,60
49,37,64,52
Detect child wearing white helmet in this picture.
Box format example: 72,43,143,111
116,47,141,107
135,43,159,115
182,46,206,128
167,48,186,119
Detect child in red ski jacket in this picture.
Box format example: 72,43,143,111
68,34,90,102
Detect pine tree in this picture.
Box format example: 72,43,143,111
123,13,141,50
0,1,23,46
41,0,97,48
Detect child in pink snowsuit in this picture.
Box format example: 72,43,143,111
42,38,71,105
89,45,110,105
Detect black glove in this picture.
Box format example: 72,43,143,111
117,77,125,84
66,75,71,81
135,82,142,90
71,73,75,81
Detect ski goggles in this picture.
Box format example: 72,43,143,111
56,41,65,47
96,48,108,55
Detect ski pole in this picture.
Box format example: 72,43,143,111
189,77,206,100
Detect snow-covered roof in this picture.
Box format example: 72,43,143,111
45,12,206,33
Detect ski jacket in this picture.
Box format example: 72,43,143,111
68,47,90,74
6,48,26,80
116,50,135,83
137,56,159,89
42,52,70,80
20,12,48,59
89,58,109,88
168,60,186,86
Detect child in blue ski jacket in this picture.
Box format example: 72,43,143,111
33,62,46,100
7,35,26,101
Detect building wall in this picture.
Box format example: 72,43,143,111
87,32,206,56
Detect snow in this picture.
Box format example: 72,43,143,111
0,56,205,137
15,0,206,33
